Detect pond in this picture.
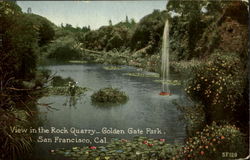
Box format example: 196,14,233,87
29,63,188,160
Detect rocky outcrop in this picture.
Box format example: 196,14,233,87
196,1,248,58
217,1,248,55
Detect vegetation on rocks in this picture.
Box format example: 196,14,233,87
91,88,128,105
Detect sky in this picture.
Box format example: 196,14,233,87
17,1,167,30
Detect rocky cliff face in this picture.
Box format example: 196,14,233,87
218,17,248,55
218,1,248,56
198,1,248,58
169,1,248,60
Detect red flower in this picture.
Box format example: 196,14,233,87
143,140,148,144
148,143,154,147
159,139,165,142
89,146,96,150
200,151,205,155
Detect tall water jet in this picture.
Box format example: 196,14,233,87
160,19,171,96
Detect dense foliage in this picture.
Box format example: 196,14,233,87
61,23,90,33
173,122,246,160
185,53,248,134
78,20,135,51
130,10,167,54
167,0,248,60
1,3,37,80
47,10,167,60
174,1,249,157
0,1,55,159
186,53,246,110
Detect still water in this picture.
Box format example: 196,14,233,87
30,63,187,160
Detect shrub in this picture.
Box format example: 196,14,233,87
0,109,33,160
46,35,81,60
177,104,206,137
91,88,128,105
48,45,81,60
46,86,87,96
185,52,247,122
51,76,74,87
172,122,247,160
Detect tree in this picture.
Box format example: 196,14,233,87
0,2,39,80
130,10,167,53
27,7,32,13
130,18,136,25
125,15,129,23
166,0,208,59
81,26,90,32
38,19,55,46
109,19,112,26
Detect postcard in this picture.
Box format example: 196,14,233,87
0,0,249,160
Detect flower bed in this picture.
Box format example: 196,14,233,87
172,122,247,160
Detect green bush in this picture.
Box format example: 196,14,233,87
48,45,81,60
177,104,206,137
91,88,128,105
51,76,74,87
79,23,133,52
45,86,87,96
185,53,247,122
94,49,130,65
172,122,247,160
46,34,81,60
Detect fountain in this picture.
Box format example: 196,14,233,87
159,19,171,96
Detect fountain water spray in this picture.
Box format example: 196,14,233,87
159,19,171,96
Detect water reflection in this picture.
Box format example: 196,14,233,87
63,96,77,107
